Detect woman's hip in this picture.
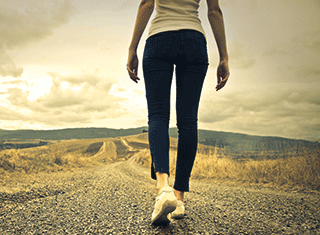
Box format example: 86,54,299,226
143,29,209,67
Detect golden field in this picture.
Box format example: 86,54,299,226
127,133,320,192
0,137,137,176
1,133,319,192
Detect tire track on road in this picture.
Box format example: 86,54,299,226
92,141,106,159
120,138,134,151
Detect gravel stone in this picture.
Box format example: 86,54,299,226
1,151,319,234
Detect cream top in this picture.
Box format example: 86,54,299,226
148,0,205,38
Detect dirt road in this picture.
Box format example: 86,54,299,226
0,150,319,234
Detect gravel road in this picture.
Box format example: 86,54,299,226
1,150,319,234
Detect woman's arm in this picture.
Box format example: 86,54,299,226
206,0,230,91
127,0,155,83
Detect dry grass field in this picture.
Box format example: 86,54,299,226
1,133,319,192
191,148,320,191
0,137,139,195
128,133,320,192
0,137,138,177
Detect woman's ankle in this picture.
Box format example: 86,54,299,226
174,189,184,201
156,172,169,194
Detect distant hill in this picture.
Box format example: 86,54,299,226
0,127,147,141
195,129,318,152
0,127,318,152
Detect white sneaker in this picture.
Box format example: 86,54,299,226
151,186,177,225
171,200,185,219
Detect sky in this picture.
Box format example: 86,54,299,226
0,0,319,141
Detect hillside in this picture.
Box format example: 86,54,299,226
196,130,318,152
1,132,319,192
0,127,147,141
0,127,318,153
0,137,138,175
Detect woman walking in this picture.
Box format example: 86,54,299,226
127,0,229,224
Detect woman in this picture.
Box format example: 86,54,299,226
127,0,229,224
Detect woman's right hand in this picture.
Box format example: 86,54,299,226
127,50,140,83
127,0,154,83
216,60,229,91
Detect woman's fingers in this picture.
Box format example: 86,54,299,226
127,53,140,83
127,65,140,83
216,76,228,91
216,61,230,91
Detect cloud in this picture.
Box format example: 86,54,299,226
294,68,320,82
0,106,26,121
118,0,138,11
228,41,255,69
292,30,320,51
0,47,24,77
222,0,257,12
1,79,25,86
264,46,289,56
6,88,31,109
47,71,101,87
0,0,73,77
0,0,73,48
199,84,320,139
2,71,128,127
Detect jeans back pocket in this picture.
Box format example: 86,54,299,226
143,34,174,60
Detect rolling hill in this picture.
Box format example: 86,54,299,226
0,127,318,153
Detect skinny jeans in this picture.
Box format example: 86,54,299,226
142,30,208,192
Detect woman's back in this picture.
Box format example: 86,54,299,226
148,0,205,37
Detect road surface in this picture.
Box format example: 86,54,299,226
1,150,319,234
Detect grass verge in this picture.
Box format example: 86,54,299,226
134,135,320,192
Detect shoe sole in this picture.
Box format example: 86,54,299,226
151,198,177,225
171,213,184,219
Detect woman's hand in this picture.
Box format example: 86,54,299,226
127,0,154,83
127,50,140,83
216,60,229,91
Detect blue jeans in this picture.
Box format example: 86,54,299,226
143,30,208,192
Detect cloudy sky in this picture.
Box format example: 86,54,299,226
0,0,319,141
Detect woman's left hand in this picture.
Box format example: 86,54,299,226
127,50,140,83
216,60,229,91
